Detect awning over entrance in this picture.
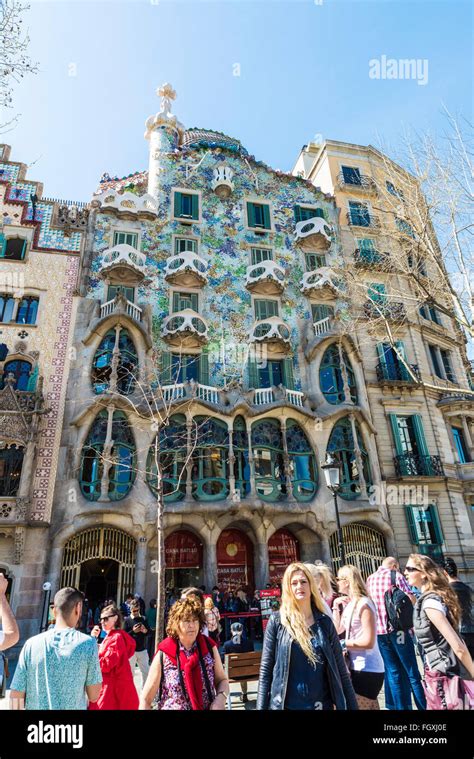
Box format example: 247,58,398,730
217,529,254,592
268,528,300,585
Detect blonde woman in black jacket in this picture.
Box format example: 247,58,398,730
256,562,358,710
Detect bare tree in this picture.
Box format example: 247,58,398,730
0,0,38,131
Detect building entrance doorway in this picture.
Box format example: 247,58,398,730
79,559,119,608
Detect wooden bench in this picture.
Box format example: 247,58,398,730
224,650,262,709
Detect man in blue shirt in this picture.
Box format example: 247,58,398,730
10,587,102,710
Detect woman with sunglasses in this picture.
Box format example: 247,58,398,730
406,554,474,709
90,604,139,710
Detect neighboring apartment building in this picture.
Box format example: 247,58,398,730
0,144,86,638
293,139,474,582
45,86,401,610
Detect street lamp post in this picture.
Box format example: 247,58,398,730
321,454,346,567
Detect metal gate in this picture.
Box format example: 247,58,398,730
60,527,136,603
330,523,387,579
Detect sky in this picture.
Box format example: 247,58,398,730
3,0,473,202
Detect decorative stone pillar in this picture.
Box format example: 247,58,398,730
461,416,473,455
108,324,122,392
11,297,21,322
280,419,295,502
349,413,367,499
204,539,218,591
135,537,148,597
255,541,270,589
227,419,236,497
338,343,352,403
99,404,115,501
185,414,194,500
246,418,256,496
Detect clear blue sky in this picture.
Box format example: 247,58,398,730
5,0,473,201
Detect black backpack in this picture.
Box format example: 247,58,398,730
384,570,414,632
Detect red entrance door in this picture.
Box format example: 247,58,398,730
165,530,203,590
268,528,300,585
217,529,254,593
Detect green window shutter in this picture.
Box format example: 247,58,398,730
247,358,259,389
262,204,271,229
0,233,5,257
191,194,199,220
26,364,38,391
368,283,386,303
428,504,444,544
172,292,180,312
412,415,430,457
389,414,405,456
190,293,198,311
376,343,389,371
405,506,420,544
160,351,172,385
282,358,295,390
247,202,256,228
294,206,303,223
395,341,410,380
200,349,209,386
174,191,182,218
314,208,325,219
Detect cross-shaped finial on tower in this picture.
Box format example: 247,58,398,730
156,83,176,114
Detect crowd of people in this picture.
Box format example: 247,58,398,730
0,552,472,711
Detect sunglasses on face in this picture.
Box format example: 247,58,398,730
100,614,116,622
404,566,419,573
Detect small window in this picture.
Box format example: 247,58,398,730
16,296,39,325
113,231,138,247
452,427,470,463
349,201,370,226
405,504,443,550
175,238,197,254
0,295,16,323
294,206,325,223
251,247,273,265
172,291,199,313
171,353,201,384
107,285,135,303
367,283,386,303
174,191,199,221
254,299,279,320
395,218,415,239
0,237,27,261
342,166,362,185
440,349,456,383
428,345,443,378
305,253,326,270
247,202,271,230
311,303,334,323
386,181,404,200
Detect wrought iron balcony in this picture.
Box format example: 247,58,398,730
363,300,406,320
346,211,380,229
354,248,392,270
294,216,332,249
394,453,444,477
164,250,208,287
376,362,421,384
337,172,377,194
245,260,286,295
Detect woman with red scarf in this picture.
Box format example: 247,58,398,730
139,597,229,710
89,604,139,710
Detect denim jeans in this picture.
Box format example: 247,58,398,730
378,631,426,710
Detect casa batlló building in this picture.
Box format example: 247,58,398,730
0,86,472,636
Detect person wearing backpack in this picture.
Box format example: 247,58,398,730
366,557,426,710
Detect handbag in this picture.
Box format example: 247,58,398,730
422,668,464,710
343,600,358,674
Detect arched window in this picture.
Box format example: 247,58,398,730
286,419,318,501
327,417,371,500
80,410,136,501
16,297,39,325
320,344,357,404
0,446,24,496
233,416,250,497
251,419,286,502
91,329,138,395
146,414,187,502
191,417,229,501
0,360,33,390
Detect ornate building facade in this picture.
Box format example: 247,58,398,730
1,87,472,634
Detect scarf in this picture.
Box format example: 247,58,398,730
158,633,216,710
